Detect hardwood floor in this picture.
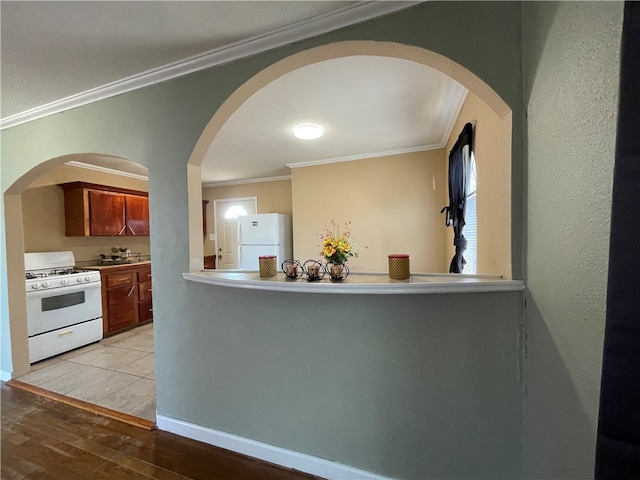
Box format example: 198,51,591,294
1,382,320,480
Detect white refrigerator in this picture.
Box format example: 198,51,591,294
238,214,292,270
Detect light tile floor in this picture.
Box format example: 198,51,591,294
18,323,156,422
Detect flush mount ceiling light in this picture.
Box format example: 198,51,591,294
294,124,324,140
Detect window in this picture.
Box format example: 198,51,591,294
465,153,477,274
223,205,248,219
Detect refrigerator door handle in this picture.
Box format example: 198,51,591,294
238,245,242,269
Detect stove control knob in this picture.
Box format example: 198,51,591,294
41,281,50,288
60,279,69,286
31,283,40,289
84,276,92,282
77,277,84,283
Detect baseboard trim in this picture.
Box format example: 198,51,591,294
156,414,391,480
1,370,12,382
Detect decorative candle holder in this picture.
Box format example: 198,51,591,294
259,255,277,277
388,254,410,280
281,259,303,279
303,259,325,281
326,262,349,281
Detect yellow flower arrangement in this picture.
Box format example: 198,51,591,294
319,220,359,264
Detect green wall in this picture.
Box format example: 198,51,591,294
173,285,524,478
9,1,622,477
522,2,623,478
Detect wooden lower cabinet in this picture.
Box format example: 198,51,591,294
204,255,216,269
105,284,137,332
97,263,153,335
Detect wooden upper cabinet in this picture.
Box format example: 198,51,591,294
89,190,126,236
125,195,150,236
59,182,149,237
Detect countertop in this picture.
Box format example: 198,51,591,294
184,270,525,295
81,260,151,271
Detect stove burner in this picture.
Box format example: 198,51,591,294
25,272,47,280
50,268,87,275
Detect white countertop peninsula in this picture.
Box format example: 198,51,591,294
183,270,524,295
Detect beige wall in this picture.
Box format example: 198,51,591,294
445,90,511,276
27,164,149,191
291,151,448,273
22,164,151,264
202,179,292,256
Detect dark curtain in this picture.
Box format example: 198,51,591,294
595,2,640,478
441,122,473,273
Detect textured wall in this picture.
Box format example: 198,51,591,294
522,2,623,478
2,2,525,476
445,91,511,276
202,179,293,256
291,150,448,273
173,285,524,479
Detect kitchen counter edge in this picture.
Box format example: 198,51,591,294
183,271,525,295
82,261,151,271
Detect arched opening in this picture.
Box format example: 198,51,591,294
187,40,512,278
5,154,156,422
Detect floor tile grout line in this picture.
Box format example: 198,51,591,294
65,357,150,377
19,325,157,422
98,377,157,415
64,371,142,405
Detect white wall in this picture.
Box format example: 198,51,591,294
523,2,623,478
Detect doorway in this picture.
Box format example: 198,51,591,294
213,197,257,269
11,156,157,424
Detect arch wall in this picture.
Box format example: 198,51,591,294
186,40,512,277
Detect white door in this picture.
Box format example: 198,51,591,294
214,198,257,269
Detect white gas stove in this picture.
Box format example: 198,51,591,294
25,251,103,363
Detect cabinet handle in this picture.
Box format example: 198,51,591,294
58,330,73,337
148,308,153,312
147,274,152,277
148,288,152,292
118,225,126,235
128,286,135,297
128,225,137,235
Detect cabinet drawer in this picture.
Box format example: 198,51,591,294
138,280,152,301
29,318,103,364
137,267,152,282
105,272,135,287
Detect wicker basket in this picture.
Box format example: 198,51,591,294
259,255,277,277
388,254,410,280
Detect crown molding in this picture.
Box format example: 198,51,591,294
286,143,443,170
439,88,469,146
0,1,421,130
202,175,291,188
67,161,148,181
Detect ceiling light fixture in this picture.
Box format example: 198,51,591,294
294,124,323,140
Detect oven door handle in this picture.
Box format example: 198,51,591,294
26,282,102,299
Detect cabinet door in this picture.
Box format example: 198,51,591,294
138,299,153,323
106,284,137,332
138,280,152,301
89,191,126,236
125,195,149,236
204,255,216,269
